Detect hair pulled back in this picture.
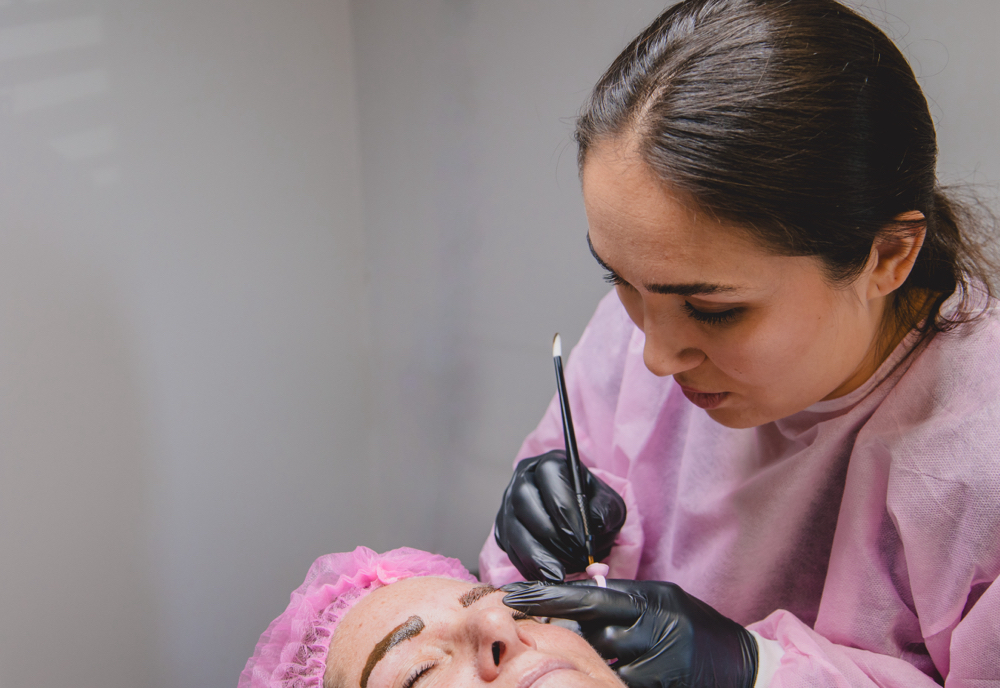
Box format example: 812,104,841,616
577,0,996,336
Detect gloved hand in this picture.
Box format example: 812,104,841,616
501,579,758,688
494,450,627,582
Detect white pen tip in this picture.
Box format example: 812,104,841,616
552,333,562,358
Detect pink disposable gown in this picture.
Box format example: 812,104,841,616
480,291,1000,687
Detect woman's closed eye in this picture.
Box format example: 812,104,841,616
401,662,435,688
397,610,534,688
683,301,742,326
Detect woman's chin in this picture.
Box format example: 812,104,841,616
704,400,770,429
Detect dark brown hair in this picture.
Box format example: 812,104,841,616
576,0,996,338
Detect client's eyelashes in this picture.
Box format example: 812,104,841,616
510,609,533,621
401,662,434,688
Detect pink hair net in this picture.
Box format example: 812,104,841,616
239,546,478,688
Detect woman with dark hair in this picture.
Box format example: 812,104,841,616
483,1,999,686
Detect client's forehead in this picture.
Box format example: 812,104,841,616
359,576,476,616
328,577,483,687
332,578,477,645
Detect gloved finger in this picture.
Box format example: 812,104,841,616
534,452,627,559
592,541,615,564
583,471,627,553
494,457,570,580
615,656,687,688
494,479,514,546
507,465,580,565
533,453,588,552
501,581,643,627
584,619,673,666
506,580,661,664
497,518,565,583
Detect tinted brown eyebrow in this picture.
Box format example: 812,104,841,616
586,234,741,296
459,584,497,608
360,616,425,688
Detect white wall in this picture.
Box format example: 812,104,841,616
0,2,995,688
857,0,1000,185
0,1,370,687
349,0,667,569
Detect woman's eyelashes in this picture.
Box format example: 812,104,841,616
682,301,742,326
510,609,533,621
401,662,435,688
602,270,630,288
604,270,742,325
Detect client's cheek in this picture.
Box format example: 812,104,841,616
533,665,625,688
533,627,622,684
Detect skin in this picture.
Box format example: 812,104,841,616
325,577,626,688
583,138,926,429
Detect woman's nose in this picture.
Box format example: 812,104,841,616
467,607,535,681
617,289,705,377
641,318,705,377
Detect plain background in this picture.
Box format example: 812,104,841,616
0,1,995,686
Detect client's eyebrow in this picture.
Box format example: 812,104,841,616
586,234,741,296
360,616,425,688
459,584,497,608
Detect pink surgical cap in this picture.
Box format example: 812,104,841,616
239,546,478,688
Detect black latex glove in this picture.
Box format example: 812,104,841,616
502,579,758,688
493,450,627,581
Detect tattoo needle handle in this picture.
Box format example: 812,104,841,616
552,333,596,569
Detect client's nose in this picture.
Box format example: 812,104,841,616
467,607,534,680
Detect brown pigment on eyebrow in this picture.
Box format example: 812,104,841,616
459,584,497,609
360,616,424,688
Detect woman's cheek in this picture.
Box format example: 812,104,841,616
533,625,615,673
713,315,779,384
740,307,824,387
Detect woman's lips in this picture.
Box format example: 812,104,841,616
678,385,729,410
515,659,577,688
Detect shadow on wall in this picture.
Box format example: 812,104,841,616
0,13,159,683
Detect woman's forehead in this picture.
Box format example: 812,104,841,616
368,576,476,606
581,145,811,290
340,577,477,633
584,150,754,247
328,578,482,683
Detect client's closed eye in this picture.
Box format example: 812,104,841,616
401,662,434,688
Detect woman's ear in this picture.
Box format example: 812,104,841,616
865,210,926,301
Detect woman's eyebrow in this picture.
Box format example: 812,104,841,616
586,234,742,296
358,586,498,688
360,616,425,688
459,584,498,608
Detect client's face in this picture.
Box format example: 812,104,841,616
326,577,625,688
